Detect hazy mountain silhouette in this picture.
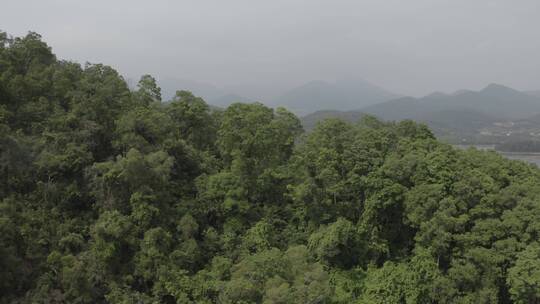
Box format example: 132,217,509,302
158,77,227,101
206,93,253,107
301,84,540,144
362,83,540,121
155,76,398,113
271,79,398,115
157,78,252,107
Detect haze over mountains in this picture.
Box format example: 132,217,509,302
269,78,399,115
363,83,540,121
157,78,253,107
154,76,398,114
154,75,540,145
301,83,540,144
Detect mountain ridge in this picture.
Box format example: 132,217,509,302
301,84,540,144
362,83,540,121
271,78,399,115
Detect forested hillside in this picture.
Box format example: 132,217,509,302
3,32,540,304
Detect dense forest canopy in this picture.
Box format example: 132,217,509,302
2,32,540,304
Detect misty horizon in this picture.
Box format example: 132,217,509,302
3,0,540,99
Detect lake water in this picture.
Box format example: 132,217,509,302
453,144,540,166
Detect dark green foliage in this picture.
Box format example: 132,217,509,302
2,31,540,304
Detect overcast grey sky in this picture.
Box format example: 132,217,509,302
2,0,540,97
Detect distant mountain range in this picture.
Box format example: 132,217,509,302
154,76,399,114
156,77,253,107
270,79,399,116
301,84,540,145
362,84,540,121
154,76,540,145
157,77,226,102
